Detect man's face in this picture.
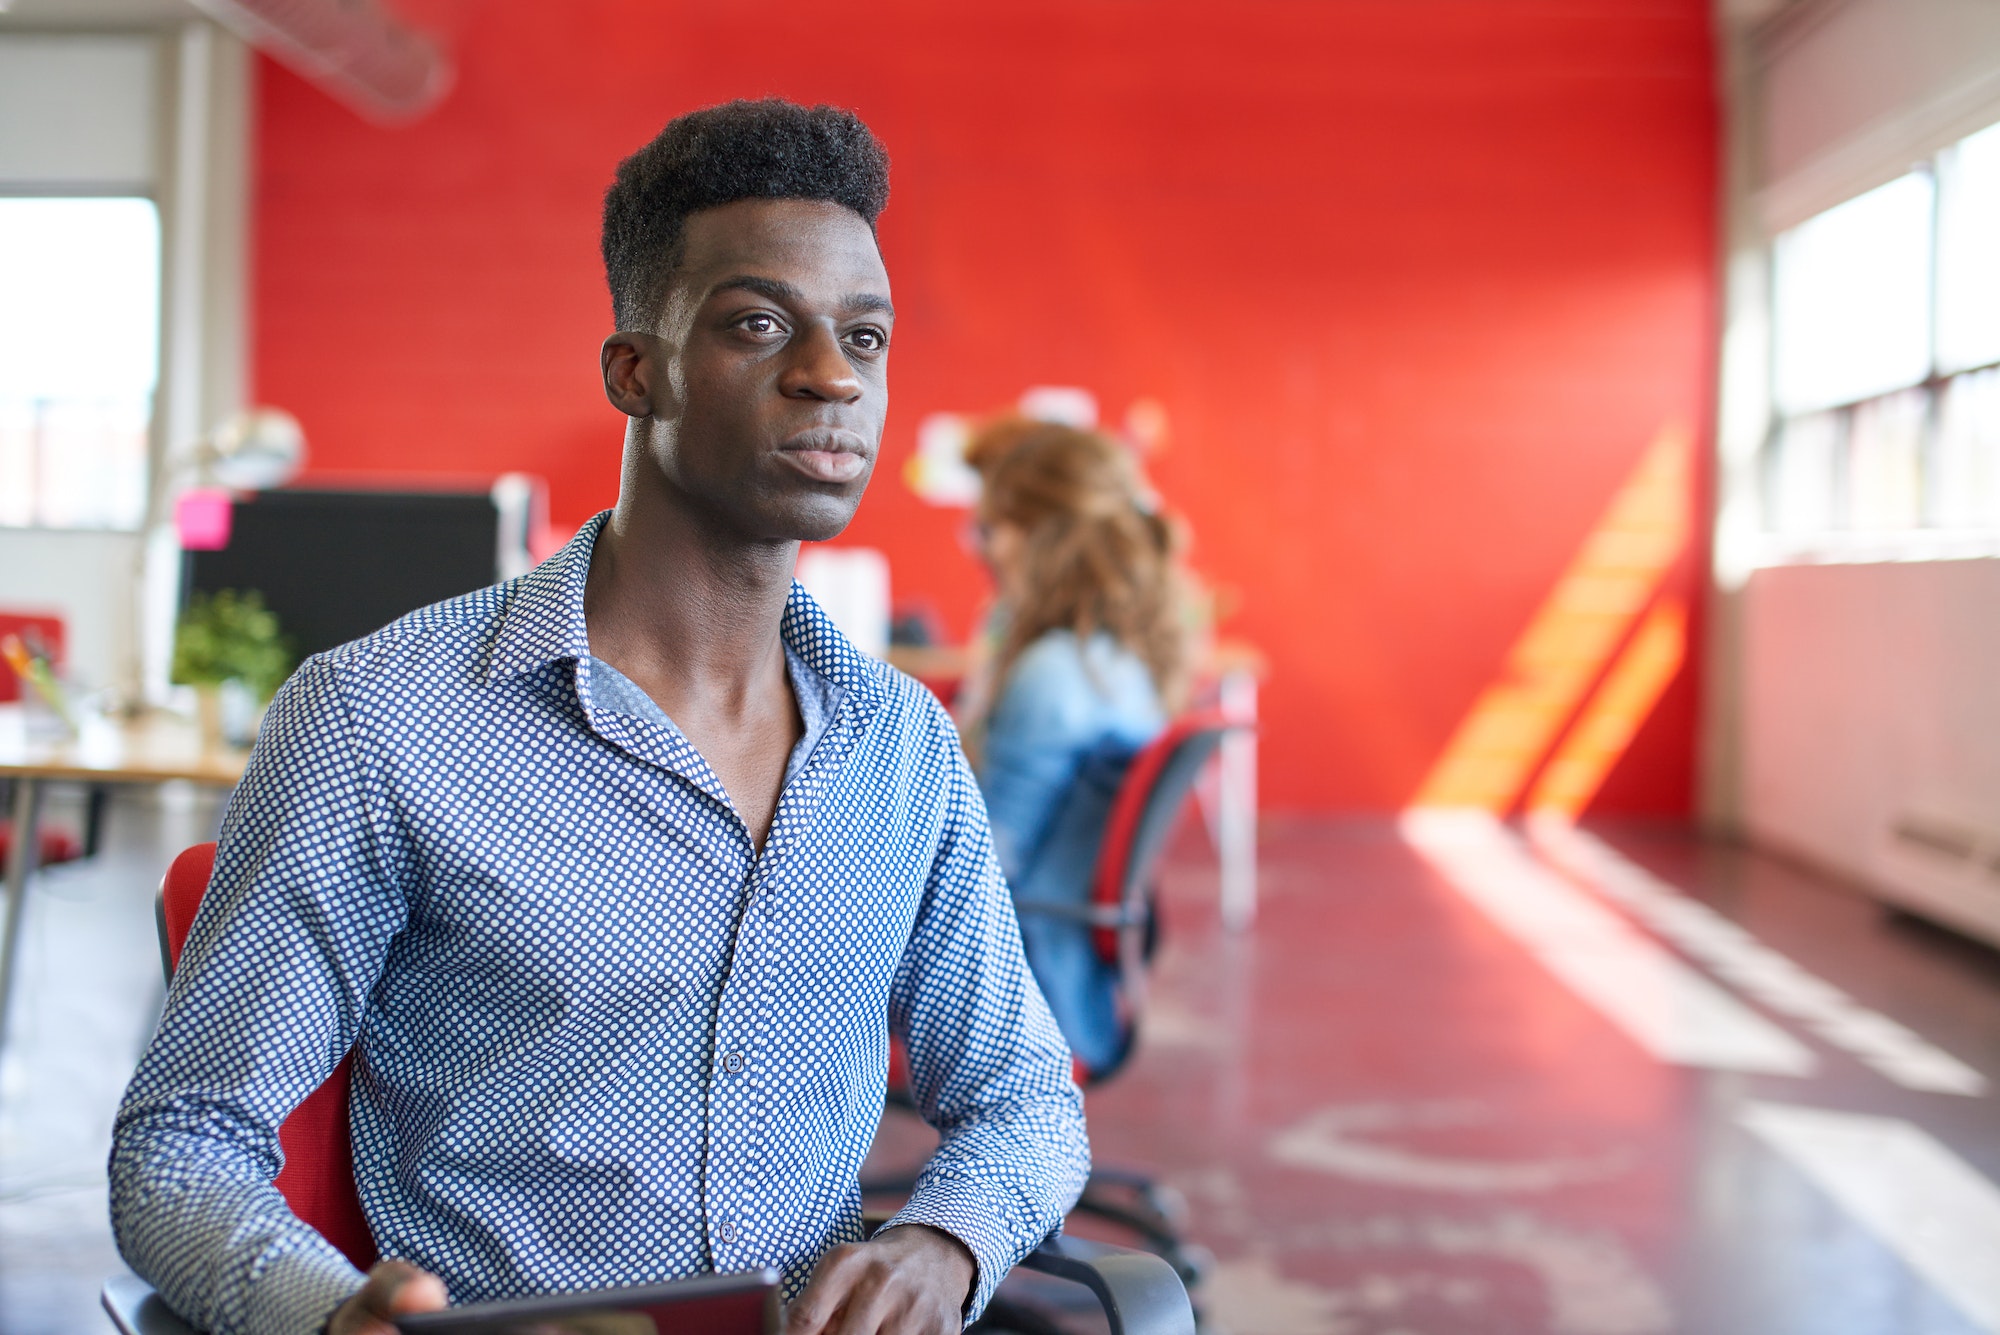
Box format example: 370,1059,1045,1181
632,197,892,543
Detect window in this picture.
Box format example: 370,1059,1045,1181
1772,173,1933,416
1937,121,2000,376
1933,368,2000,529
0,197,160,530
1761,119,2000,560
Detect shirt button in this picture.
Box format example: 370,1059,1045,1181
716,1219,739,1245
722,1051,745,1076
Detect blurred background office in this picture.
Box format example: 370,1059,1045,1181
2,1,1999,1333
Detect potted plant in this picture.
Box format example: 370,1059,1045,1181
171,589,293,748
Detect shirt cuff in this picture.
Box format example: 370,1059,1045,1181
241,1242,368,1335
878,1173,1036,1322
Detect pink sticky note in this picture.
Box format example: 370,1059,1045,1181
175,488,234,551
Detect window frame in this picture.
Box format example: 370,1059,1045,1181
1759,123,2000,565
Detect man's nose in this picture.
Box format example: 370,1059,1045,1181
780,324,862,402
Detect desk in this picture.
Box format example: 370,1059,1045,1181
0,706,247,1052
884,638,1265,929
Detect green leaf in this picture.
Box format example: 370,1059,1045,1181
171,589,296,700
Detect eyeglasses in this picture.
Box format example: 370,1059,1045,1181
958,518,993,559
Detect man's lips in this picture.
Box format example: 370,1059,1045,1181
778,428,871,484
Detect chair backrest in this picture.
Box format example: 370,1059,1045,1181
159,843,378,1270
1089,712,1239,969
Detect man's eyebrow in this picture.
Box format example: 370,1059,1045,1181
711,275,806,305
842,292,896,319
710,275,894,319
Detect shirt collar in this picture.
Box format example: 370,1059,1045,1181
777,576,887,718
485,510,889,720
484,511,601,683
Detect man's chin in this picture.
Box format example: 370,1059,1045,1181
764,488,867,544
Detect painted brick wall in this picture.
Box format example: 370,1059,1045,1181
253,0,1716,811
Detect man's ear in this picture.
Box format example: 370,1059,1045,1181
602,333,654,418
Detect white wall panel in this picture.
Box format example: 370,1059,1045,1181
0,35,159,189
1743,559,2000,945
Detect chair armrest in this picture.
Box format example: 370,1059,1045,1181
863,1214,1194,1335
1016,1234,1195,1335
103,1273,198,1335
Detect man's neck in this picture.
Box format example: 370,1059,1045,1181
584,463,797,717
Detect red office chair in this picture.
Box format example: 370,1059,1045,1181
871,713,1245,1296
1027,712,1238,1291
0,820,83,869
1077,710,1237,1074
154,843,377,1269
104,845,1196,1335
104,843,375,1335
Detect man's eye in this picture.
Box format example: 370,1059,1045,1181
848,328,887,351
741,314,781,335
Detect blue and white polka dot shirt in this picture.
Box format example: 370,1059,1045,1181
109,514,1089,1335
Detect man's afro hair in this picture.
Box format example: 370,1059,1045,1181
601,99,890,329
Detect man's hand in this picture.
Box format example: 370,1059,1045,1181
785,1224,976,1335
327,1260,448,1335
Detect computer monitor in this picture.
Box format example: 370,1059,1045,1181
183,489,503,660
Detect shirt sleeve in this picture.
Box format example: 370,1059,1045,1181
109,654,409,1335
881,709,1091,1321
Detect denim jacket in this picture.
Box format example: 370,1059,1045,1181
975,631,1164,1072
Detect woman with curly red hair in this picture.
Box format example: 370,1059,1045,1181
964,419,1188,1073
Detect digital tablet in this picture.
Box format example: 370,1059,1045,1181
396,1268,781,1335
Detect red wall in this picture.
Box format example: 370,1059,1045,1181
254,0,1716,813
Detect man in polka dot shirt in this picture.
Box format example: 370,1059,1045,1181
110,100,1088,1335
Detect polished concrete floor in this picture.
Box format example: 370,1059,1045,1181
2,795,1997,1334
1084,816,2000,1335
